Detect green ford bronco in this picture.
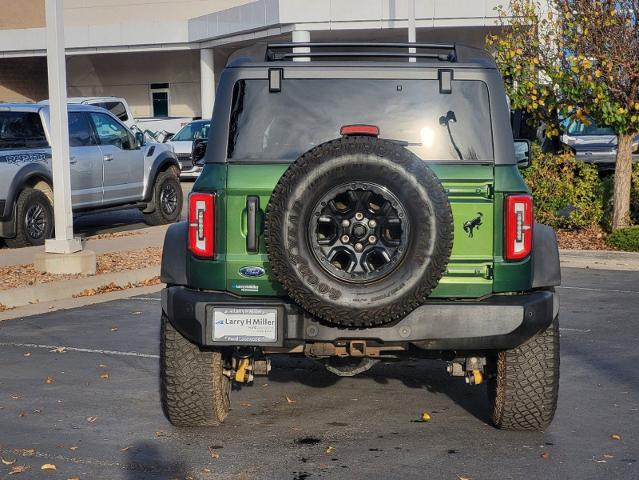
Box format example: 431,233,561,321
160,43,561,431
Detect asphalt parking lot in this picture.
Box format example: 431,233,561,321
0,267,637,480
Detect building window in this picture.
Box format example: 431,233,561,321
150,83,170,118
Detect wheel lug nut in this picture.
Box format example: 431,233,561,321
341,219,350,227
354,242,364,252
368,235,377,244
355,212,364,221
368,219,377,228
341,235,350,244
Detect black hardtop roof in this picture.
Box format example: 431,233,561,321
226,42,496,69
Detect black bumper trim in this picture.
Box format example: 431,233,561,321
162,287,558,351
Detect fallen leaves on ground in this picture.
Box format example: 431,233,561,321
45,376,54,384
86,416,98,423
541,452,551,460
420,411,431,422
154,431,165,438
556,225,613,250
100,372,110,380
40,463,57,471
49,347,66,353
1,458,16,465
285,395,297,404
0,303,13,312
120,446,133,452
23,352,31,357
0,247,162,291
457,476,472,480
324,446,335,454
74,276,161,298
208,446,220,459
8,465,29,475
66,477,80,480
611,433,622,440
12,449,35,457
89,230,143,240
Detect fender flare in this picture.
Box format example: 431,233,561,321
160,221,189,285
2,163,52,220
142,151,180,203
532,223,561,288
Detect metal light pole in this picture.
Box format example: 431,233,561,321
35,0,95,274
44,0,81,254
408,0,416,62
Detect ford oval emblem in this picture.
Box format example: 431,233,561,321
239,266,265,278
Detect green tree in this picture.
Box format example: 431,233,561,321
488,0,639,229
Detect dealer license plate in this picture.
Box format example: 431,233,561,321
212,308,277,343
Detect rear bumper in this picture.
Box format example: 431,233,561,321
162,287,559,351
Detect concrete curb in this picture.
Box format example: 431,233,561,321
0,225,167,268
0,284,163,322
0,266,160,310
560,249,639,271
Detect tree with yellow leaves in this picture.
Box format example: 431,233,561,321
488,0,639,229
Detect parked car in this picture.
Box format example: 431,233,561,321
165,119,210,178
159,42,561,432
561,117,639,168
0,103,182,247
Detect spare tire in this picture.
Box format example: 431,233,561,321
265,136,453,327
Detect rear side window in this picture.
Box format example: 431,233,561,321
0,112,48,149
227,79,493,162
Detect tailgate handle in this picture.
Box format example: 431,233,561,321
246,196,259,253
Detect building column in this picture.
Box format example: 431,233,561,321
292,30,310,62
200,48,215,119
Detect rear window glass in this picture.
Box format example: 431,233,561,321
0,111,48,149
228,79,493,162
94,101,128,122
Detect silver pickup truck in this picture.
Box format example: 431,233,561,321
0,103,182,247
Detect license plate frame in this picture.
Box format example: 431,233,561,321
208,306,282,346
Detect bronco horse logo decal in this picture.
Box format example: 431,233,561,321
463,212,483,238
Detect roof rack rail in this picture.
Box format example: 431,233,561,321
265,42,457,62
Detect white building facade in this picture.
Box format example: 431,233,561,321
0,0,513,121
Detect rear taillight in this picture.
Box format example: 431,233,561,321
504,194,533,261
188,192,215,258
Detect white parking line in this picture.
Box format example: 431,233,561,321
559,327,592,333
0,342,159,359
558,285,639,295
129,297,161,301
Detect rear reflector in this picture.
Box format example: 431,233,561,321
188,192,215,258
340,124,380,137
504,194,533,261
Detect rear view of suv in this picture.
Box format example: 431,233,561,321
160,43,561,431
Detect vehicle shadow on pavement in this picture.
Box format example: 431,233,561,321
123,442,189,480
266,356,491,424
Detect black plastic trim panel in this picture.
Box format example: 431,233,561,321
162,287,557,351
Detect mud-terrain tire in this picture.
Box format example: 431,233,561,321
488,315,560,431
144,170,183,226
160,313,230,426
5,187,54,248
265,136,453,327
